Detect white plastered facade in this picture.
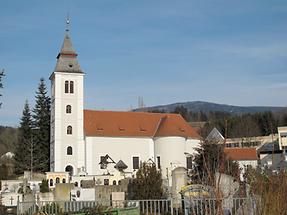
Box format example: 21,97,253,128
50,72,85,174
85,136,199,178
50,31,201,178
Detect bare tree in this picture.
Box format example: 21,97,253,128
0,69,4,108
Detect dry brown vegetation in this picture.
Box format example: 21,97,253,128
246,169,287,215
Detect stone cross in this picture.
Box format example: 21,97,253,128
10,196,14,205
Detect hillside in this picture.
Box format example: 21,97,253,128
0,126,18,156
136,101,286,114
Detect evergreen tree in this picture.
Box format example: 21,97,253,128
14,101,33,175
40,179,49,193
33,78,51,172
130,162,165,199
0,164,8,180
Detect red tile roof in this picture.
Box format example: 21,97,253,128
84,110,200,139
224,148,258,161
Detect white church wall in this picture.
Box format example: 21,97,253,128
154,137,200,180
185,138,201,155
85,136,154,175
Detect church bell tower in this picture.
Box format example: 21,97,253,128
50,18,85,175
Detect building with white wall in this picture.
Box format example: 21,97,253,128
224,148,258,180
50,22,201,183
278,126,287,151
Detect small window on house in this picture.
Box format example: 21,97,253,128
118,180,121,185
49,179,53,187
113,180,117,185
74,182,78,187
66,105,72,113
62,178,66,183
67,146,73,155
186,157,192,169
65,81,69,93
56,177,60,184
104,179,109,185
70,81,74,94
67,126,72,135
157,156,161,169
133,157,139,170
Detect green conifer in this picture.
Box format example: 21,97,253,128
131,162,165,199
33,78,51,172
14,100,33,175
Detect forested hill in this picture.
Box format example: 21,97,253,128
0,126,18,156
135,101,287,138
136,101,286,114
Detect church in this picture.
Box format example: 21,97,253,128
49,22,201,183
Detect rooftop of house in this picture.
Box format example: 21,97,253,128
84,110,200,139
224,148,258,161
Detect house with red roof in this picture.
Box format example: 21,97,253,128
224,148,258,180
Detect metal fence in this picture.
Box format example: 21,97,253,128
183,197,257,215
17,197,257,215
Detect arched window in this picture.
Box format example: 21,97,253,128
67,126,72,135
62,178,66,183
65,165,74,176
66,105,72,113
113,180,117,185
65,81,69,93
67,146,73,155
56,177,60,184
74,182,78,187
70,81,74,94
49,179,53,187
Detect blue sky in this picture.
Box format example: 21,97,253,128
1,0,287,126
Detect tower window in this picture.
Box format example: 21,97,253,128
70,81,74,94
67,126,72,135
66,105,72,113
65,81,69,93
65,165,74,176
67,146,73,155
